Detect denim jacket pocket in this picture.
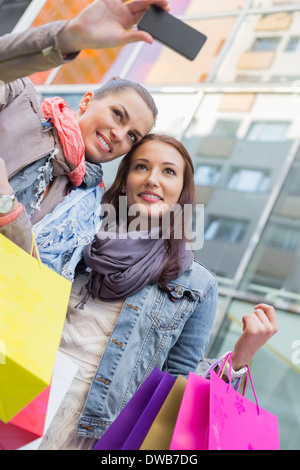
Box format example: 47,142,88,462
150,283,199,331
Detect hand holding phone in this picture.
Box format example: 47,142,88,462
138,6,207,61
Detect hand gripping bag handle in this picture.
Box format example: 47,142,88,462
202,354,242,391
218,353,260,416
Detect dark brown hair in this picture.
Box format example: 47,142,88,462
102,134,195,291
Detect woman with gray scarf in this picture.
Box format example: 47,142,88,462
38,134,278,450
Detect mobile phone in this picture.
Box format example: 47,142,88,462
137,6,207,61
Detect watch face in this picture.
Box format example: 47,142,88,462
0,195,15,214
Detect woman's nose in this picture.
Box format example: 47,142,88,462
145,170,160,187
111,127,127,143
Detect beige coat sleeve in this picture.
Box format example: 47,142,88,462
0,21,79,84
0,210,32,253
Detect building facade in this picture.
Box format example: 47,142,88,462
2,0,300,450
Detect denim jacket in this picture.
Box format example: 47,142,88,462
77,260,218,439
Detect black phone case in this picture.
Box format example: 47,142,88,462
138,6,207,61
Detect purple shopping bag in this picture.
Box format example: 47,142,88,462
93,367,175,450
170,354,280,450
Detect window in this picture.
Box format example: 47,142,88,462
205,217,249,243
270,75,300,83
285,37,300,52
0,0,33,35
246,121,290,142
264,223,300,251
255,0,300,5
283,165,300,195
194,165,221,186
227,168,270,193
211,119,240,138
251,37,281,52
236,74,263,83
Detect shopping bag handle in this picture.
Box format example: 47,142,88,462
243,364,260,415
30,233,42,268
202,355,240,391
219,353,260,416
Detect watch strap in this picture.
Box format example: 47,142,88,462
0,203,24,228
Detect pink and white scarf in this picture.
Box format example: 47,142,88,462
41,97,85,187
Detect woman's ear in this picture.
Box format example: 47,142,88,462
78,92,94,113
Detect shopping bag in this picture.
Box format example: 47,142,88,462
140,375,187,450
170,354,280,450
169,357,230,450
19,351,79,451
0,386,50,451
169,372,210,450
0,234,72,423
93,368,175,450
0,351,78,451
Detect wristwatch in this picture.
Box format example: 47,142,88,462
0,192,15,214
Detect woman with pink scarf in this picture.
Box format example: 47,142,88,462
0,0,169,274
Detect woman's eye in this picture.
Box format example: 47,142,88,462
113,109,122,120
165,168,176,175
135,163,147,170
129,132,137,143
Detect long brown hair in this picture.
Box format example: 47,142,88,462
102,134,195,290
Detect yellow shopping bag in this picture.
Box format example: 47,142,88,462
0,234,71,423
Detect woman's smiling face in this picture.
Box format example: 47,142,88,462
124,140,185,223
76,90,154,164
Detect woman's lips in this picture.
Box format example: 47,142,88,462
139,192,163,203
96,132,112,153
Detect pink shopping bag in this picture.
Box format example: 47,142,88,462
169,373,210,450
170,354,280,450
0,352,78,451
0,386,50,451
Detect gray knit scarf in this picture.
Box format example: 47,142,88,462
79,225,194,305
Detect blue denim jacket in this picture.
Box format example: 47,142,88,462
76,260,218,439
33,185,104,281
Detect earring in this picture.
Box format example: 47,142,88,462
121,186,126,194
